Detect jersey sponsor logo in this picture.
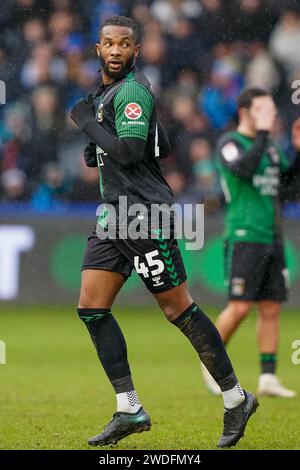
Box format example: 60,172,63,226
121,121,145,126
124,102,142,120
221,142,239,162
253,167,279,196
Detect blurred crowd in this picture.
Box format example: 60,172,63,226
1,0,300,212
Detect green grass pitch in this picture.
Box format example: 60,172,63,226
0,304,299,450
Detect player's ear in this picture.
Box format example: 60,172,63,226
238,108,246,121
96,43,101,58
134,44,140,59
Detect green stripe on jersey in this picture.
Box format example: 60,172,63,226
114,81,153,141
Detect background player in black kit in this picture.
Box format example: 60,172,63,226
70,15,258,448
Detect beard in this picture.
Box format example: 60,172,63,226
100,53,135,80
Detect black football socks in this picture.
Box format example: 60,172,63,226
78,308,141,413
172,303,245,408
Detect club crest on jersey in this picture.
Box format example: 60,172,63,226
97,104,104,122
124,103,142,120
221,142,239,162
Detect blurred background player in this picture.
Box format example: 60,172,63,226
202,88,300,398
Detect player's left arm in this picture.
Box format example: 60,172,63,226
70,82,153,168
280,118,300,185
113,82,170,158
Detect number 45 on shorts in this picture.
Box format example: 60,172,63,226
134,250,164,278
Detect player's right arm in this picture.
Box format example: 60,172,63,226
82,121,170,167
70,82,154,169
217,131,269,179
217,97,275,179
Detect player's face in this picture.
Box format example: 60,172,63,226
96,25,139,81
249,96,276,118
241,96,276,132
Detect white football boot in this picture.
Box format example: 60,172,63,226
257,374,296,398
201,363,222,395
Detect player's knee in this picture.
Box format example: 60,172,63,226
156,298,178,321
155,283,193,322
78,291,104,309
230,302,251,320
158,300,191,322
78,291,110,310
259,302,281,319
163,306,181,322
156,295,193,322
78,297,99,309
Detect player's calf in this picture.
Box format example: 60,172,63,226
77,307,144,412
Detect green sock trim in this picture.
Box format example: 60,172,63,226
260,353,276,362
173,303,198,326
77,308,112,324
80,313,111,323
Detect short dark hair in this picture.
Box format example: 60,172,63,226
101,15,139,43
237,88,270,109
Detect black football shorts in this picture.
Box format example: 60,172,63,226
224,240,288,302
82,222,187,293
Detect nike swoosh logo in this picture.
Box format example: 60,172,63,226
244,398,253,414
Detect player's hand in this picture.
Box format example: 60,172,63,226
292,118,300,151
86,93,96,114
84,142,98,167
251,96,276,132
70,97,95,131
